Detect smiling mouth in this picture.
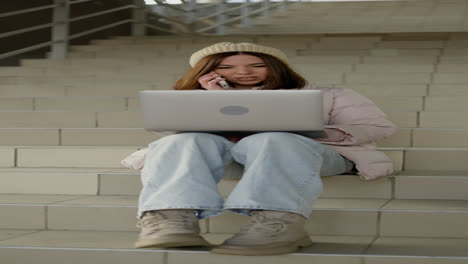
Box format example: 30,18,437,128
237,77,257,81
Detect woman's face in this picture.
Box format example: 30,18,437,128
214,54,268,89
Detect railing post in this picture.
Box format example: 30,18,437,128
242,0,251,28
132,0,146,36
216,0,227,35
51,0,70,59
280,0,288,12
186,0,197,31
262,0,271,19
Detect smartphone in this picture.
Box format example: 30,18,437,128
215,76,230,89
219,80,230,89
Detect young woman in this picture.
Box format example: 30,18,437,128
122,42,397,256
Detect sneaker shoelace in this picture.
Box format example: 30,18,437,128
233,211,287,239
136,211,195,233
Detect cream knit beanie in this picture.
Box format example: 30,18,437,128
189,42,289,67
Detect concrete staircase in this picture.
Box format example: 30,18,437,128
1,33,468,263
227,0,468,34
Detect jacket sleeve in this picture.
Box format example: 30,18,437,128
121,148,149,170
316,88,397,146
120,131,175,170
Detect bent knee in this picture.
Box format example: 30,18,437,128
244,132,317,144
151,133,224,147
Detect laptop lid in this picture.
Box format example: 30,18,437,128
140,90,324,134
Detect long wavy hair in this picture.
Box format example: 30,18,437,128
173,52,307,90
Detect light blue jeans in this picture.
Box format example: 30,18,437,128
138,132,354,219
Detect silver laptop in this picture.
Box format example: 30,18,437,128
140,90,325,138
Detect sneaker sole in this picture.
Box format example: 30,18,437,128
210,237,313,256
135,235,210,249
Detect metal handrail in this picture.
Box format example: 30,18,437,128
0,18,134,60
191,2,217,11
242,2,283,17
69,5,136,22
0,41,54,60
0,23,54,39
0,4,137,41
155,0,190,13
196,2,256,22
197,1,283,33
69,0,95,4
0,4,58,18
0,0,292,60
155,13,191,26
145,23,180,34
69,19,134,40
0,1,139,60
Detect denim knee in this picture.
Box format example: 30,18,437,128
239,132,322,150
149,132,223,148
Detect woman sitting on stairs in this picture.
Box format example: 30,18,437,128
122,42,397,256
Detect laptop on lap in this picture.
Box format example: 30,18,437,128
139,90,326,138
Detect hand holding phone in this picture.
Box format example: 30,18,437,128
197,72,231,90
216,77,230,89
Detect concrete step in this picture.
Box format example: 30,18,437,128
0,111,143,128
1,230,467,263
1,194,468,238
256,37,319,49
353,64,435,73
303,73,344,86
439,56,468,63
443,49,468,55
344,73,431,84
0,110,431,129
425,97,468,111
0,67,45,76
362,56,438,64
1,108,466,129
0,169,392,198
433,73,468,84
370,48,441,56
319,36,382,44
0,84,157,97
292,64,353,74
419,112,468,128
70,43,181,53
0,98,34,110
411,129,468,148
2,145,468,171
290,56,361,64
0,97,130,111
375,41,445,49
436,63,468,73
0,75,178,87
90,35,256,45
0,96,146,112
345,84,428,97
8,60,442,77
0,146,139,168
297,50,370,56
2,168,468,200
0,146,401,170
0,128,162,146
21,58,186,68
429,84,468,96
2,127,468,148
367,96,423,111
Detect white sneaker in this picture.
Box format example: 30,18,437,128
211,210,312,255
135,209,210,248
